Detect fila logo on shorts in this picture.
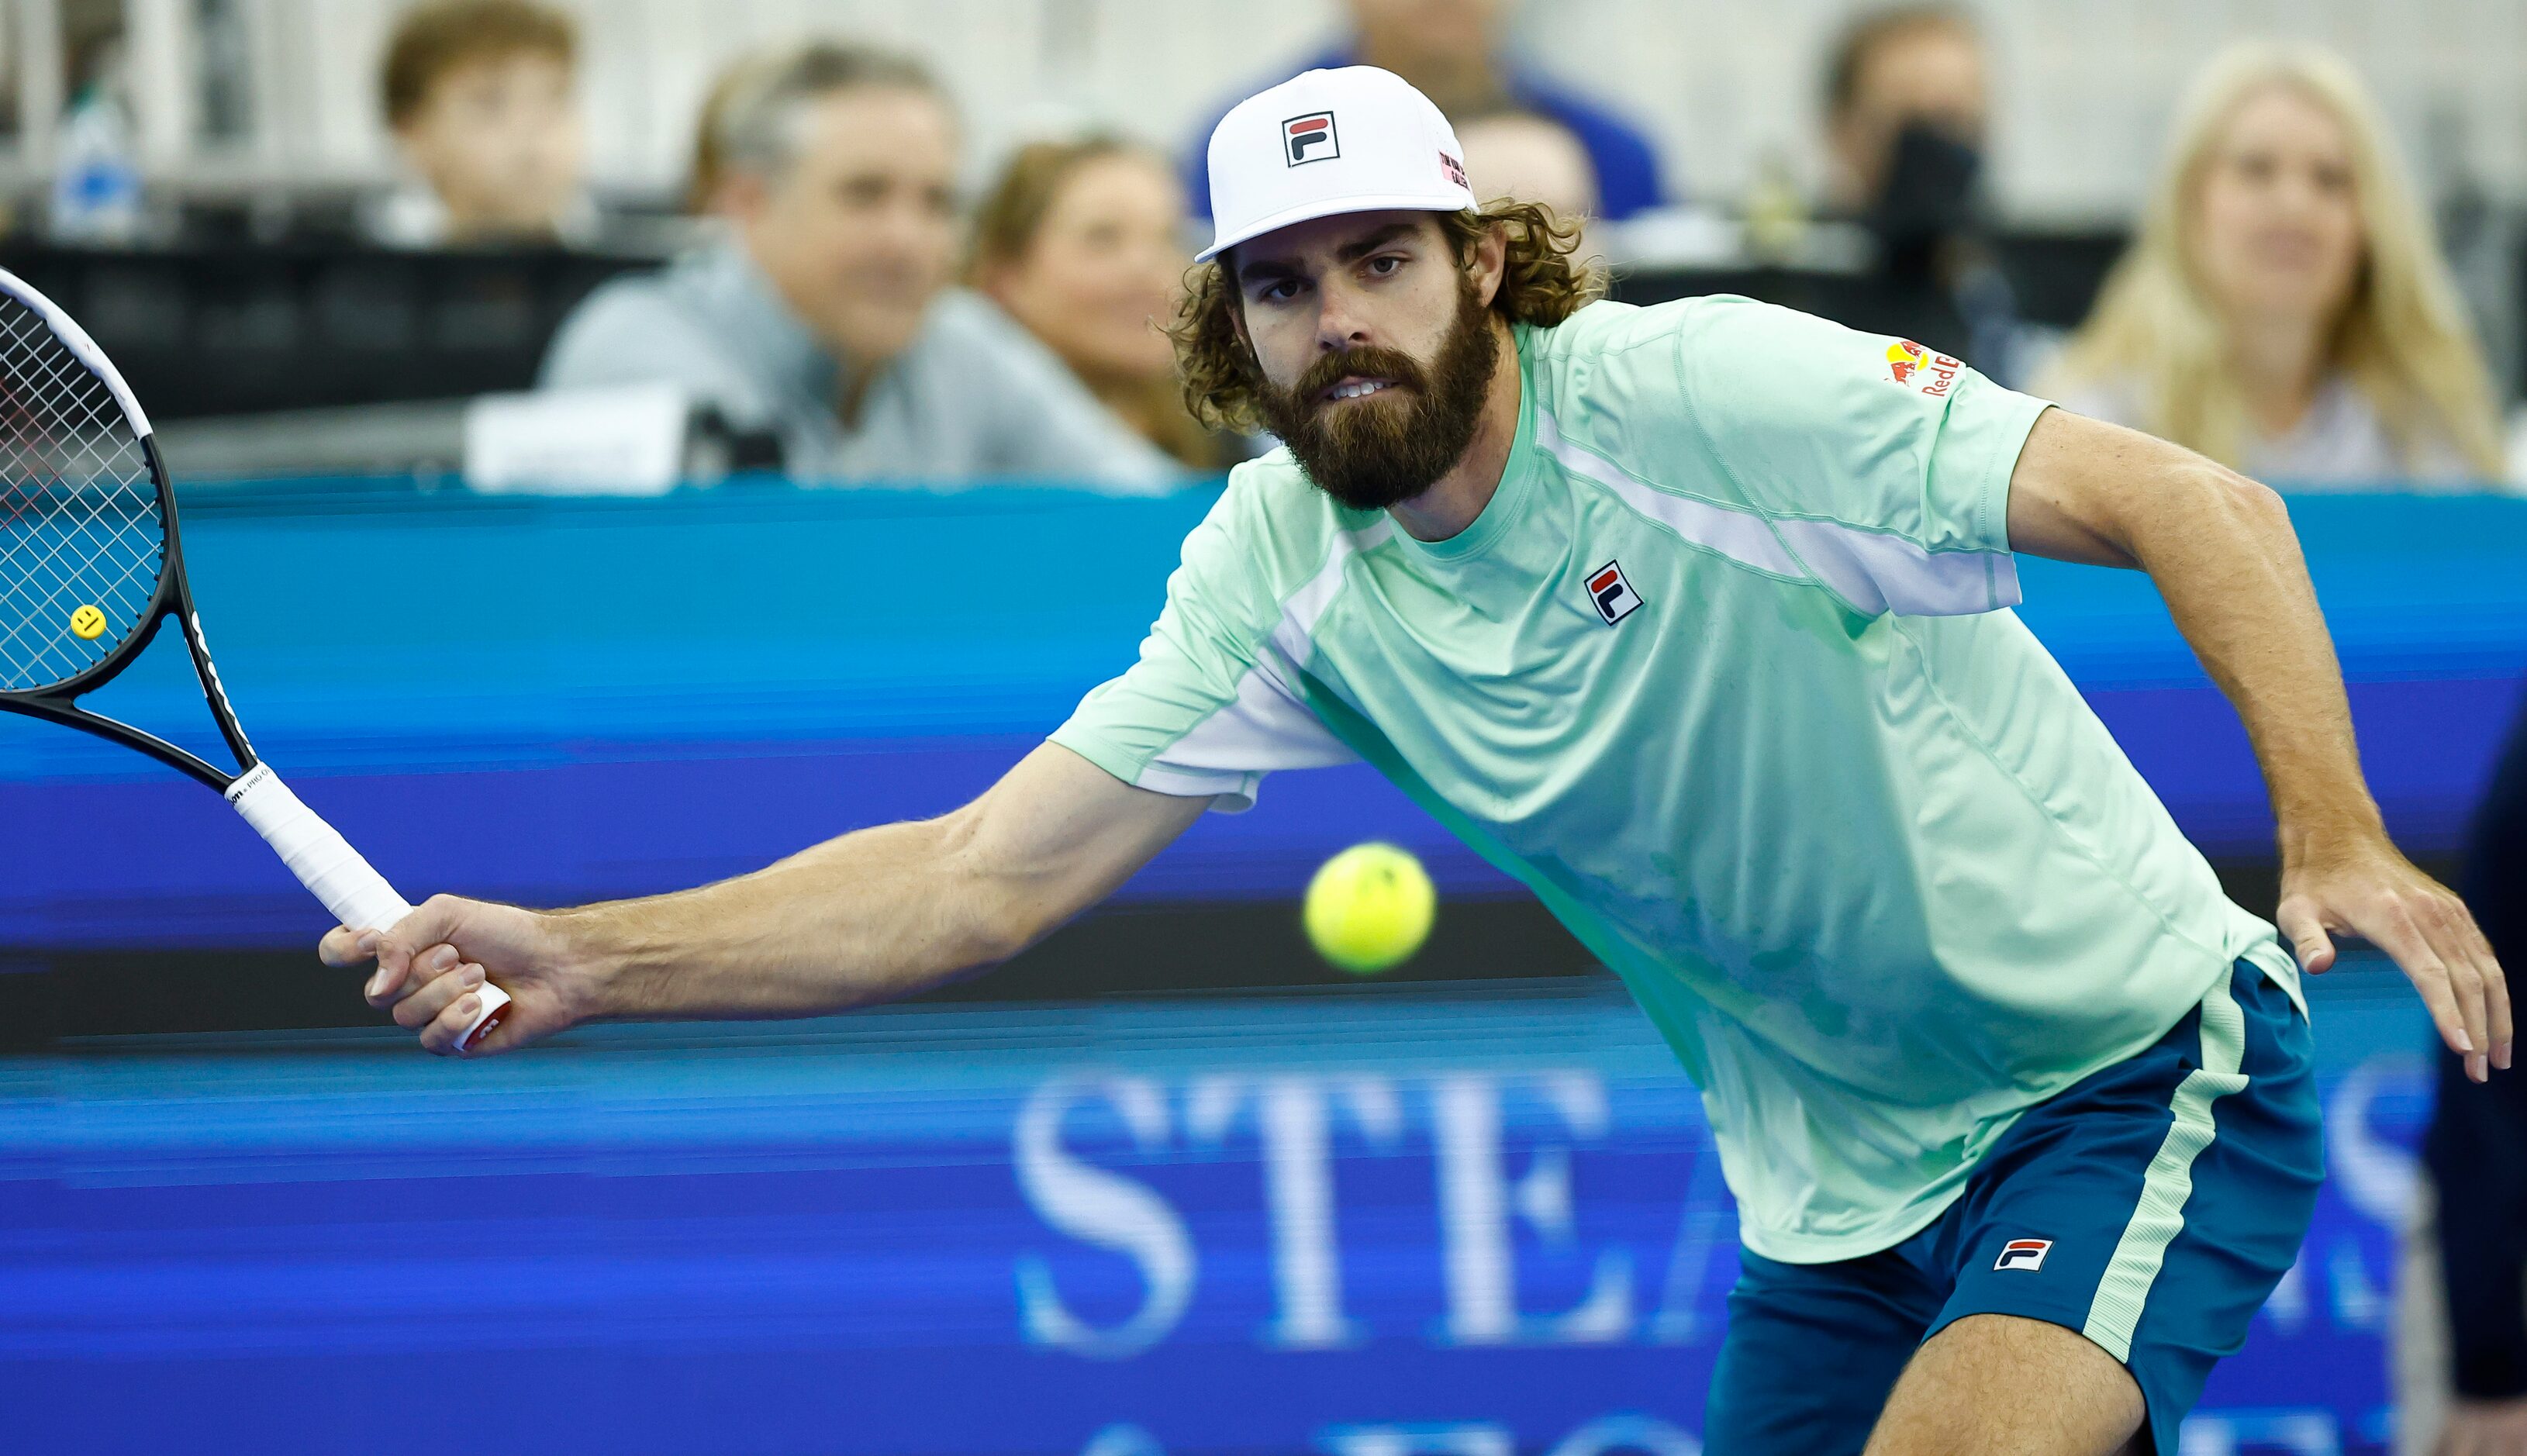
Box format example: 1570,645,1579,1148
1586,561,1642,624
1994,1238,2052,1271
1283,112,1340,166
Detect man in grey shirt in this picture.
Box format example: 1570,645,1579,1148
541,41,1181,493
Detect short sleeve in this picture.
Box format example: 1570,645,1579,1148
1679,298,2052,618
1049,485,1357,812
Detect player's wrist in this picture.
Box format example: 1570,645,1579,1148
546,904,642,1022
2273,800,2391,874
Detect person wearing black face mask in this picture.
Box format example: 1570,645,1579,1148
1820,5,2028,386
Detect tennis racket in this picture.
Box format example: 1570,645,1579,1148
0,267,509,1050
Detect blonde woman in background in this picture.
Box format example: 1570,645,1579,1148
2040,43,2504,488
968,138,1236,471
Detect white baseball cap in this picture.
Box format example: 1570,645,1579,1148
1197,66,1478,263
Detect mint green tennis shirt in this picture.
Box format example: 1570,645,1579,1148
1051,296,2301,1262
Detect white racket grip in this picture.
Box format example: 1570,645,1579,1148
228,764,414,931
226,764,510,1049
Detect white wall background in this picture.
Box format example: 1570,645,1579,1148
6,0,2526,222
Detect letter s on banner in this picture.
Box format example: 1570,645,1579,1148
1015,1073,1196,1358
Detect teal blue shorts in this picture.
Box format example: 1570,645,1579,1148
1704,960,2322,1455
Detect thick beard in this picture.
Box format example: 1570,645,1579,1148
1252,278,1500,512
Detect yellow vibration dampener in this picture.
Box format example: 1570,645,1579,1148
69,605,107,640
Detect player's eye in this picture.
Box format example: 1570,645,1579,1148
1365,254,1405,278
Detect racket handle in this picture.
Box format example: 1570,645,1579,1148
226,764,511,1051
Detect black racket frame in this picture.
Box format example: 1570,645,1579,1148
0,432,254,792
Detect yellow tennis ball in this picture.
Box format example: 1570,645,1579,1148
1304,842,1436,975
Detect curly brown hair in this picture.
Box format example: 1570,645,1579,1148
1169,201,1602,434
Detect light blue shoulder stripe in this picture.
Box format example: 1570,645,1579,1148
1532,403,2018,616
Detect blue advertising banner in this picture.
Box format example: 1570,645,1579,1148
2,483,2522,947
0,972,2441,1454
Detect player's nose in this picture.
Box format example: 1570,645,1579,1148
1314,281,1376,352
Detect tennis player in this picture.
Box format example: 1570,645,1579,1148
336,68,2508,1453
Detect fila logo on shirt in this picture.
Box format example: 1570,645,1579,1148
1994,1238,2053,1272
1284,112,1341,166
1586,560,1642,625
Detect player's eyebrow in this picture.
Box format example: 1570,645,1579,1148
1238,223,1424,288
1331,222,1420,264
1236,255,1304,288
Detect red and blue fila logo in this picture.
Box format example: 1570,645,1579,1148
1994,1238,2052,1271
1283,111,1340,166
1586,561,1642,624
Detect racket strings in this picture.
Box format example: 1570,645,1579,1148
0,299,164,694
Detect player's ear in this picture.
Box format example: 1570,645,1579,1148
1466,217,1509,312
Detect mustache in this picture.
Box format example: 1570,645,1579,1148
1293,347,1431,405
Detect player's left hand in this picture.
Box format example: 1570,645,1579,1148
2277,830,2508,1081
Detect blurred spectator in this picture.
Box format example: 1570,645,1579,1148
1456,108,1600,223
365,0,596,248
540,42,1180,492
2398,698,2527,1456
685,48,781,217
1186,0,1662,223
968,138,1236,471
1823,3,1987,219
1818,4,2026,382
2040,43,2504,488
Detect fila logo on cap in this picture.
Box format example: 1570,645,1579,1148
1284,111,1340,166
1200,67,1476,263
1994,1238,2052,1271
1586,561,1642,625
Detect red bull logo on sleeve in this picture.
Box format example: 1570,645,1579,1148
1886,340,1963,399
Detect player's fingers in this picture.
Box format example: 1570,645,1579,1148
393,961,485,1032
373,942,464,1014
2417,902,2494,1083
2366,904,2477,1068
2273,896,2335,975
2441,897,2511,1073
319,925,376,968
367,895,474,1001
419,985,492,1057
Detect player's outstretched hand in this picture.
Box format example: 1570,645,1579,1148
2277,832,2509,1082
319,895,587,1057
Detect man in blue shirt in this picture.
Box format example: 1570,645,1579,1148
1185,0,1665,222
545,41,1179,491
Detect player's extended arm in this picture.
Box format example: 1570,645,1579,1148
2004,406,2509,1079
318,744,1208,1055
